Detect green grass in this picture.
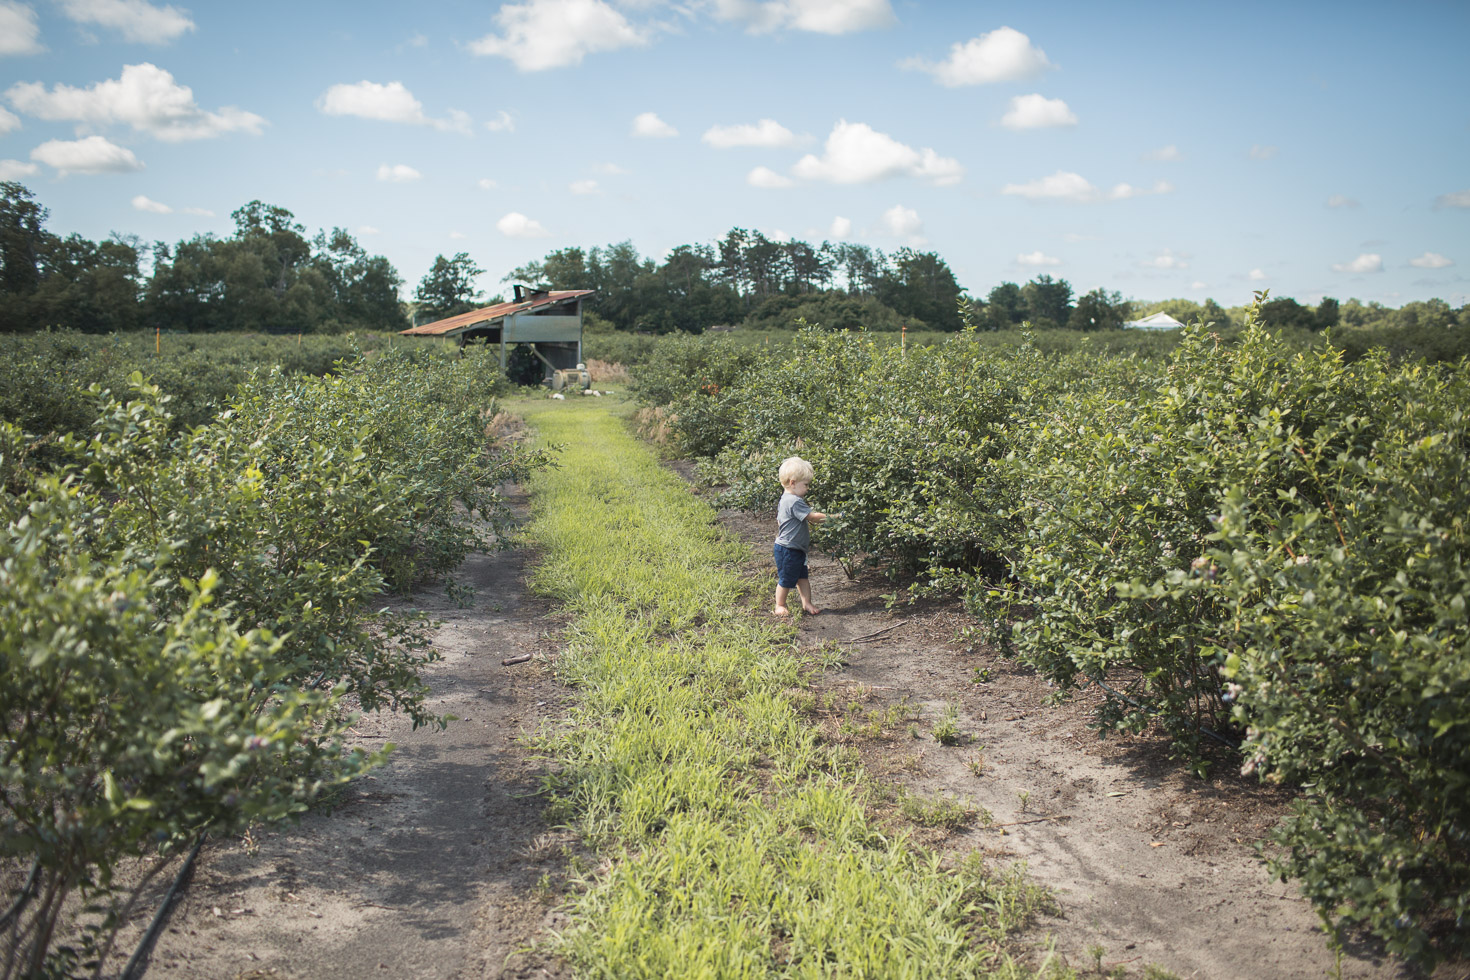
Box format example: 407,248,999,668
513,394,1064,978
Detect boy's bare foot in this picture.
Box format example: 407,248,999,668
773,605,791,617
801,605,821,615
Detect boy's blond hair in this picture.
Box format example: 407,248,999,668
778,456,814,487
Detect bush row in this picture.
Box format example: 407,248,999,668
0,345,544,976
639,306,1469,966
0,330,441,467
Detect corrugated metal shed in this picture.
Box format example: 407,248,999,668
401,289,595,337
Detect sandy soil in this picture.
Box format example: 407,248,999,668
119,488,575,980
700,476,1430,980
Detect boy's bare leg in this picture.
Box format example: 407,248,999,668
796,578,820,615
774,585,792,616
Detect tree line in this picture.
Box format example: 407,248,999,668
1,182,403,334
497,228,971,332
3,181,1463,340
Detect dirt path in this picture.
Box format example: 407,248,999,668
136,490,572,980
699,476,1421,980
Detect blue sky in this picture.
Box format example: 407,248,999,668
2,0,1467,308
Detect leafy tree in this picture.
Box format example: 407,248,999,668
1021,274,1074,329
231,200,312,303
1200,298,1232,329
830,243,887,296
313,228,405,332
1316,296,1340,332
31,233,142,332
983,282,1025,330
1067,288,1129,331
0,182,53,332
1258,296,1317,331
414,252,485,322
880,249,963,331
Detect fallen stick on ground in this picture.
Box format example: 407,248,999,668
849,620,909,643
987,814,1071,829
501,653,533,666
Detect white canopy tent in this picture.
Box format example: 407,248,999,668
1124,311,1187,330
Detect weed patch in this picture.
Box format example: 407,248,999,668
515,397,1058,978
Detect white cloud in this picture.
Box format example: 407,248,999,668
7,63,265,141
0,2,44,56
406,33,427,48
1248,268,1267,281
469,0,647,71
0,159,39,178
702,118,797,148
1000,94,1076,130
792,119,962,186
376,163,421,182
1142,249,1189,270
766,228,790,243
828,216,851,239
1016,250,1060,267
1327,194,1359,209
901,26,1052,86
1110,179,1173,199
712,0,894,35
0,106,18,133
477,177,497,190
632,111,677,137
1249,144,1278,160
129,193,211,215
1189,281,1207,290
1002,170,1092,201
880,204,924,244
1434,189,1470,209
1144,144,1181,161
56,0,194,44
449,231,467,239
497,211,550,238
31,134,142,173
1332,253,1383,274
317,81,469,134
747,166,793,189
1001,170,1171,203
570,178,600,194
358,225,380,236
1409,251,1452,269
592,161,628,175
485,109,514,133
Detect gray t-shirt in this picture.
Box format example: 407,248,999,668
775,491,813,552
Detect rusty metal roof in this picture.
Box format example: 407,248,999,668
400,289,595,336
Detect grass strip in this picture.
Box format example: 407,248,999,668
515,396,1059,979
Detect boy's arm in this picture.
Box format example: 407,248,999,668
807,511,828,524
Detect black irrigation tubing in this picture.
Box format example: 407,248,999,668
118,832,205,980
0,859,40,930
1085,675,1239,750
115,671,337,977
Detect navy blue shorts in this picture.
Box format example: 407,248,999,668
773,544,809,588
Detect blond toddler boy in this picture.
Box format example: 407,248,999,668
773,456,830,616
